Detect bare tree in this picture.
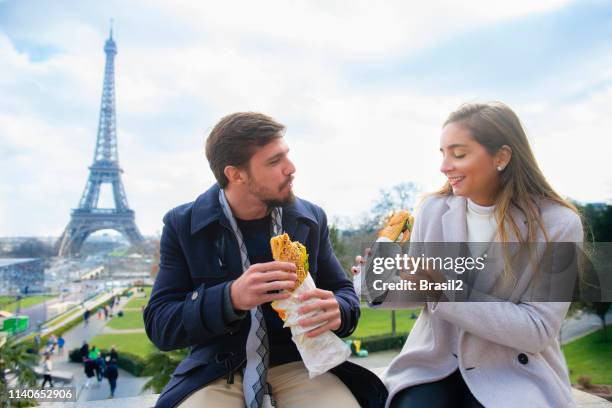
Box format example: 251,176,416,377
365,181,421,232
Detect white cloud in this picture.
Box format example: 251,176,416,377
1,0,610,238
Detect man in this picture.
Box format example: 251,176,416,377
57,335,65,356
144,112,386,407
104,358,119,398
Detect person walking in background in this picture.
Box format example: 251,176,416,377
84,356,96,388
41,354,53,388
103,305,109,320
83,309,90,325
46,334,57,355
57,335,65,356
96,351,106,384
80,341,89,361
97,308,102,320
109,346,118,362
88,345,103,383
103,358,119,398
88,345,99,361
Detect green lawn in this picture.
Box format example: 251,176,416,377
107,310,145,330
350,306,420,338
124,287,152,309
125,296,149,309
0,296,14,307
563,325,612,385
90,333,155,358
0,295,56,313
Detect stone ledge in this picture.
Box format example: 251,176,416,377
42,388,610,407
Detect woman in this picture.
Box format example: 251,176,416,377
41,354,53,388
357,102,583,408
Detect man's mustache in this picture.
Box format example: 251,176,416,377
279,176,294,191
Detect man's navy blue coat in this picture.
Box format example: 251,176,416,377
144,184,387,407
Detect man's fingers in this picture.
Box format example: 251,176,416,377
299,308,338,327
249,261,296,273
305,324,330,338
305,318,342,338
252,270,297,283
298,288,331,302
298,298,336,315
259,280,296,293
355,255,363,264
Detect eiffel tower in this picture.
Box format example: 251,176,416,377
58,27,144,256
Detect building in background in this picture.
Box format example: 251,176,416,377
0,258,46,294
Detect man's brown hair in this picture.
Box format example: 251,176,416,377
205,112,285,188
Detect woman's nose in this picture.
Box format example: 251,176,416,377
440,157,453,174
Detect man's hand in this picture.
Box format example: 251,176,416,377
230,261,297,311
297,289,342,337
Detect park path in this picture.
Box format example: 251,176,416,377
560,309,612,344
39,290,153,404
101,327,146,334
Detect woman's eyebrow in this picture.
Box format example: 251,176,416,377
439,143,468,152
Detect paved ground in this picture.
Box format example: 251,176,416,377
561,309,612,344
17,291,101,336
100,327,146,334
37,290,152,404
349,349,398,369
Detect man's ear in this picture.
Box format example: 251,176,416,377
224,165,247,185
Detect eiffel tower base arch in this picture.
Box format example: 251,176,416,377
57,210,144,256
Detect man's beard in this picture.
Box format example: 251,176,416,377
248,176,296,209
263,192,295,209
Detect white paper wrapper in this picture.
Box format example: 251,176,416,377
272,273,351,378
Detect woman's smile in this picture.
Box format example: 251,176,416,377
447,175,465,186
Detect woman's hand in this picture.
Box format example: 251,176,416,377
351,248,372,276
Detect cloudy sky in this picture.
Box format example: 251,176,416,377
1,0,611,237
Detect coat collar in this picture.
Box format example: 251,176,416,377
190,184,317,235
442,195,467,242
441,195,529,242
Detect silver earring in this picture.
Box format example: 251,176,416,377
497,166,503,171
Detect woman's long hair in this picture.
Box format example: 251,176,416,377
432,101,577,243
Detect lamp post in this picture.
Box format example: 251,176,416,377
15,294,21,315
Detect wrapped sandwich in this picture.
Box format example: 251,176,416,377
270,233,350,378
356,210,415,300
377,210,414,243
